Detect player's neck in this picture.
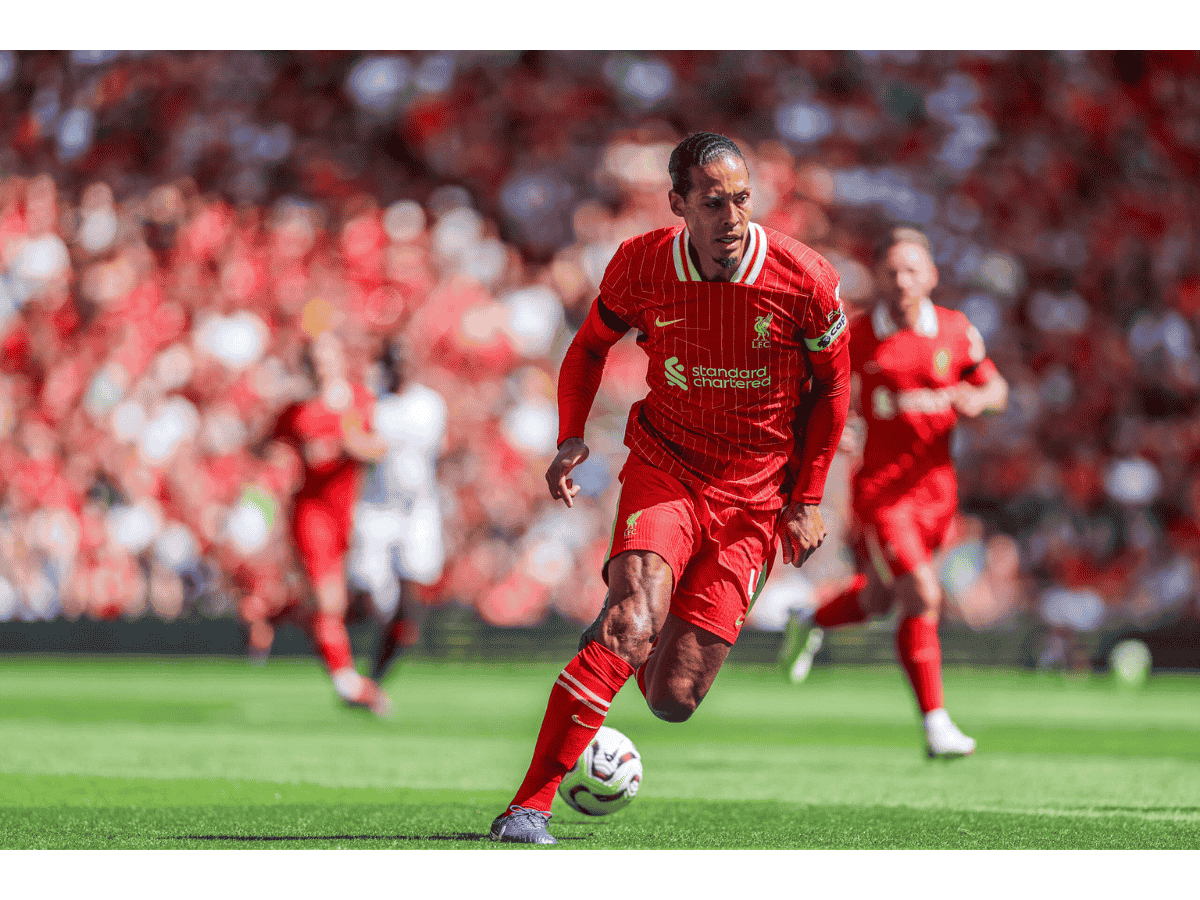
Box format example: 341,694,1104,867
686,238,740,283
892,298,927,331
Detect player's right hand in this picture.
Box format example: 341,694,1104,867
778,502,826,568
546,437,589,508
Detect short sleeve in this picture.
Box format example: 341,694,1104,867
801,262,848,360
961,321,998,386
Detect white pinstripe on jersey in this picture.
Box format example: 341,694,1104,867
600,223,845,510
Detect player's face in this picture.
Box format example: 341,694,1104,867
311,333,346,385
669,155,753,282
876,241,938,324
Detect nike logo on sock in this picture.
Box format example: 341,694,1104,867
655,317,685,327
571,714,588,726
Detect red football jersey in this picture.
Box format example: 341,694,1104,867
269,383,375,509
851,300,998,510
600,223,847,510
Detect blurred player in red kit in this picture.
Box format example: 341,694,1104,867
490,133,851,843
779,226,1008,758
262,328,392,716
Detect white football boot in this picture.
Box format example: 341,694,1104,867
924,708,976,759
779,610,824,684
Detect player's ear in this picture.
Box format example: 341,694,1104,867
668,190,686,218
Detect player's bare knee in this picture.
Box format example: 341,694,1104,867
645,673,703,722
859,577,893,618
594,603,658,667
897,567,941,619
647,691,697,723
860,591,892,619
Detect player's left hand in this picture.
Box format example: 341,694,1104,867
340,410,387,462
340,409,366,436
778,502,826,568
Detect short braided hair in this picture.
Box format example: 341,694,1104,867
668,132,746,199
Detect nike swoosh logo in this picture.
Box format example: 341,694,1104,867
571,715,588,726
655,317,685,327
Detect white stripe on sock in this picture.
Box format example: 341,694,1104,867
558,669,612,710
555,675,610,717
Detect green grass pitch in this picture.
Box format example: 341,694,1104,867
1,653,1197,859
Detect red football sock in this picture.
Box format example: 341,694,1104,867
309,611,355,673
509,641,634,813
813,574,869,628
896,615,944,714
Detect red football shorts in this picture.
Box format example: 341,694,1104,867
853,468,957,583
290,495,353,584
605,454,777,644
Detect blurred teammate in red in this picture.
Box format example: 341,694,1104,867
490,133,851,844
263,329,392,716
779,226,1008,758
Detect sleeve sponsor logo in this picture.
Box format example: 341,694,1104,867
807,310,847,352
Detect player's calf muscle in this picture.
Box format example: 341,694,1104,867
896,566,940,618
859,576,893,617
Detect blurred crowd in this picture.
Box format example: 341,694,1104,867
1,50,1199,649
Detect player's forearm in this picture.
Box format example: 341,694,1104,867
556,299,625,446
973,372,1008,413
956,371,1008,418
557,338,607,446
790,342,851,506
342,428,387,463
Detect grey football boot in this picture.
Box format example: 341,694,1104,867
489,805,558,844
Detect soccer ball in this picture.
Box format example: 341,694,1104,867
557,725,642,816
1109,638,1151,687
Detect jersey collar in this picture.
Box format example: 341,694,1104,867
673,222,768,284
872,298,938,339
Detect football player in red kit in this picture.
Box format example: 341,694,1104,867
264,329,392,716
489,133,851,844
779,226,1008,758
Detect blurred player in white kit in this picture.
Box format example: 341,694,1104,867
349,340,447,683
